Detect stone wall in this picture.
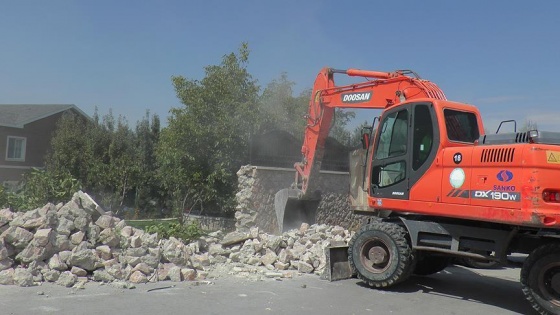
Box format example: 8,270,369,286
235,165,368,234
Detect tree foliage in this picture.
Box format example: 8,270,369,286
46,110,160,214
156,43,259,215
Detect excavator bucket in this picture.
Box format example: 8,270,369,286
322,241,353,281
274,188,320,233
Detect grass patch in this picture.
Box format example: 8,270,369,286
126,218,179,230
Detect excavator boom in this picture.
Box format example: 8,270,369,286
275,67,446,232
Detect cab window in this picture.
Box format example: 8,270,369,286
375,109,408,159
444,109,479,143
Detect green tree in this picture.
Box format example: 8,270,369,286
157,43,259,216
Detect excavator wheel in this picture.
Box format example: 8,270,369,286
521,243,560,315
348,221,414,288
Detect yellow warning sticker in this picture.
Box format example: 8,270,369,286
546,151,560,164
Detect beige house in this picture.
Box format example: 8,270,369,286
0,104,90,186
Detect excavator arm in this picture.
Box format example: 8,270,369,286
297,67,446,197
275,67,446,232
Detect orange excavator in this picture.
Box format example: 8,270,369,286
275,67,560,315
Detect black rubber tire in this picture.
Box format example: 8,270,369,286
459,257,501,269
348,222,413,288
413,255,451,276
520,243,560,315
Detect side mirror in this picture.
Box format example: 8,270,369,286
361,133,370,150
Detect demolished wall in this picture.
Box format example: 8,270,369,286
235,165,368,234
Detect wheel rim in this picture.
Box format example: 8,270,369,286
537,261,560,306
359,238,392,274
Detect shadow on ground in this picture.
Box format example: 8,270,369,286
356,264,536,315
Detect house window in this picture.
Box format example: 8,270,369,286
6,136,26,161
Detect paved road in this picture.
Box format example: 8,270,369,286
0,263,536,315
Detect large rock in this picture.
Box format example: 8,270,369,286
56,271,77,287
93,269,115,282
13,268,34,287
73,191,105,219
0,257,13,271
48,254,68,271
221,231,251,246
129,270,148,283
95,215,114,229
99,228,120,248
0,240,9,260
69,247,99,271
0,268,15,284
1,226,34,249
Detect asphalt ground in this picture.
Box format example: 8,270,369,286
0,259,537,315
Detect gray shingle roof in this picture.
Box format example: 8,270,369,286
0,104,88,128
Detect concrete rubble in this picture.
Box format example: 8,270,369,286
0,191,353,288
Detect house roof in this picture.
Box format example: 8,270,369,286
0,104,90,128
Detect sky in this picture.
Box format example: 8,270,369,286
1,1,559,133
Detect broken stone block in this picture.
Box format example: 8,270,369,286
56,271,77,287
129,270,148,283
56,217,75,236
126,256,142,267
0,268,14,285
33,228,53,247
71,266,87,277
129,235,142,248
297,261,314,273
191,253,210,270
274,261,290,270
0,241,9,261
48,254,68,271
22,217,46,230
70,231,86,245
140,254,160,269
278,249,295,264
16,243,50,264
181,268,196,281
126,247,147,257
141,233,158,248
74,191,105,219
99,228,120,248
120,226,133,238
13,268,34,287
221,231,251,246
95,245,112,261
95,215,114,229
42,270,60,282
87,223,101,244
1,226,34,249
69,248,98,271
93,269,115,282
54,234,72,252
0,257,13,271
131,263,153,275
229,252,240,263
168,266,182,282
106,264,125,280
260,250,278,266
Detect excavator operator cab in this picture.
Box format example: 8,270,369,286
370,102,439,200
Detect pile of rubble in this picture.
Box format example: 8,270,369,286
0,191,353,288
